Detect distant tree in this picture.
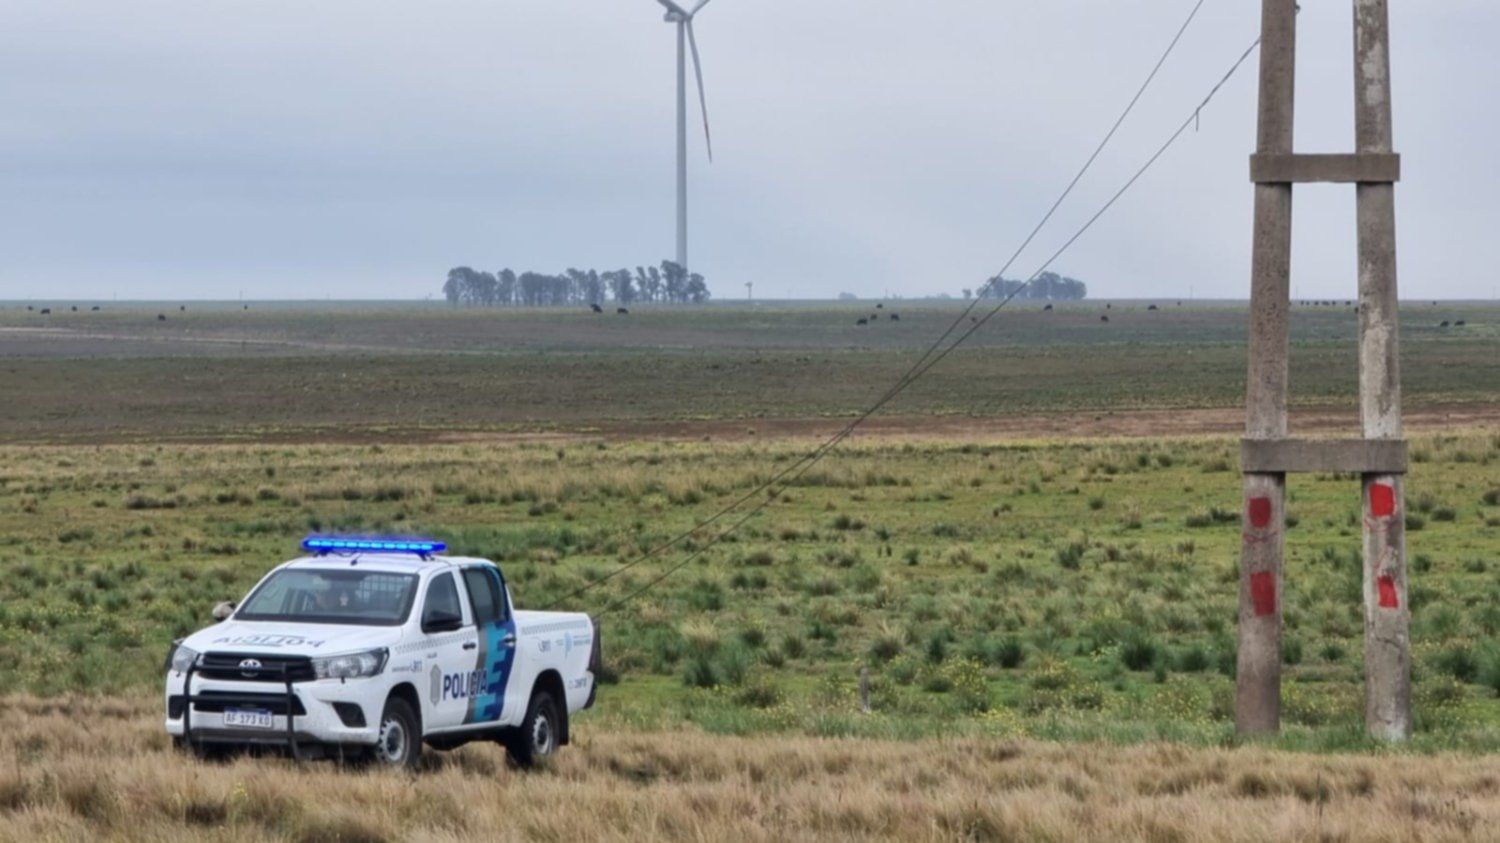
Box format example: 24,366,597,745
442,261,709,306
661,261,688,303
443,267,468,306
962,288,973,300
838,292,858,301
609,270,636,304
586,269,604,305
497,269,517,306
686,273,710,303
977,271,1086,301
634,267,654,302
647,266,663,302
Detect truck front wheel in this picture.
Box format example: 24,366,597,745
505,690,558,769
373,697,421,771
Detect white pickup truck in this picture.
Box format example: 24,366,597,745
163,537,599,769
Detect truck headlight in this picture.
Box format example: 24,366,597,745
312,648,388,680
167,642,199,673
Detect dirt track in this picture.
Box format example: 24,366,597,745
416,403,1495,447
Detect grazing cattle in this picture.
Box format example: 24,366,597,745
39,308,51,315
856,318,868,326
1100,315,1109,323
1455,320,1467,327
590,303,603,313
25,305,33,311
1176,301,1182,307
1106,303,1112,310
970,316,978,324
890,313,900,321
70,306,78,312
1440,321,1450,328
243,305,249,310
157,314,167,321
1148,304,1158,311
91,306,101,311
616,307,629,315
1043,304,1053,312
876,303,884,309
180,305,186,312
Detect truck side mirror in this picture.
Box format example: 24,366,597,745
211,601,236,622
423,610,463,634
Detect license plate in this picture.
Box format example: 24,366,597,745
223,708,275,730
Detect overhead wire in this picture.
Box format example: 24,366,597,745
542,0,1233,613
595,32,1264,618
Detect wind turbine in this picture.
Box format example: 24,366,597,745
653,0,716,275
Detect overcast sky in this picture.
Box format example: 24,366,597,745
1,1,1495,301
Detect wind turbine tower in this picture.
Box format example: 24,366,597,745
654,0,716,274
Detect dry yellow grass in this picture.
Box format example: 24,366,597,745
1,696,1496,842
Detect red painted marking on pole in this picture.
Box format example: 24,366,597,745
1250,571,1277,617
1369,483,1396,518
1378,575,1399,609
1248,497,1273,529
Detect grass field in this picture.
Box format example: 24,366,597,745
2,302,1499,839
1,302,1496,441
3,430,1498,752
3,695,1498,842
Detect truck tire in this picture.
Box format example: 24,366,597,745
373,697,421,771
505,690,559,769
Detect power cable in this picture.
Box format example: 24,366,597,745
542,0,1224,612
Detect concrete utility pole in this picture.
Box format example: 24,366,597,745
1238,0,1409,741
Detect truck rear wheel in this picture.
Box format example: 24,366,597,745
374,697,421,771
505,690,558,769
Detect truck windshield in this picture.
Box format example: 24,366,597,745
236,569,419,626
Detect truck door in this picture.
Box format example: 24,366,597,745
417,571,479,730
459,565,518,725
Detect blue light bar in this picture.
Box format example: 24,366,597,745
301,536,447,555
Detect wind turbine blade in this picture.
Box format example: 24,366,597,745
654,0,690,16
686,19,713,162
690,0,714,14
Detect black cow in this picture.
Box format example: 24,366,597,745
875,303,884,309
157,314,167,321
890,313,900,321
617,308,629,315
1455,320,1467,327
1100,315,1109,323
1148,304,1158,311
590,303,603,313
39,308,51,315
1440,321,1450,328
1043,304,1053,312
91,306,101,311
856,318,868,326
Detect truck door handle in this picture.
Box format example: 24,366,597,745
501,634,516,648
462,641,477,650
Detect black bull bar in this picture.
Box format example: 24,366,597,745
181,659,304,759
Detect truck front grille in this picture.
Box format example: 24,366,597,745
197,652,315,683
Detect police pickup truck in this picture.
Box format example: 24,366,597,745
164,536,599,769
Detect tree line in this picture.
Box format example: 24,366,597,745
443,261,710,307
962,271,1088,301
